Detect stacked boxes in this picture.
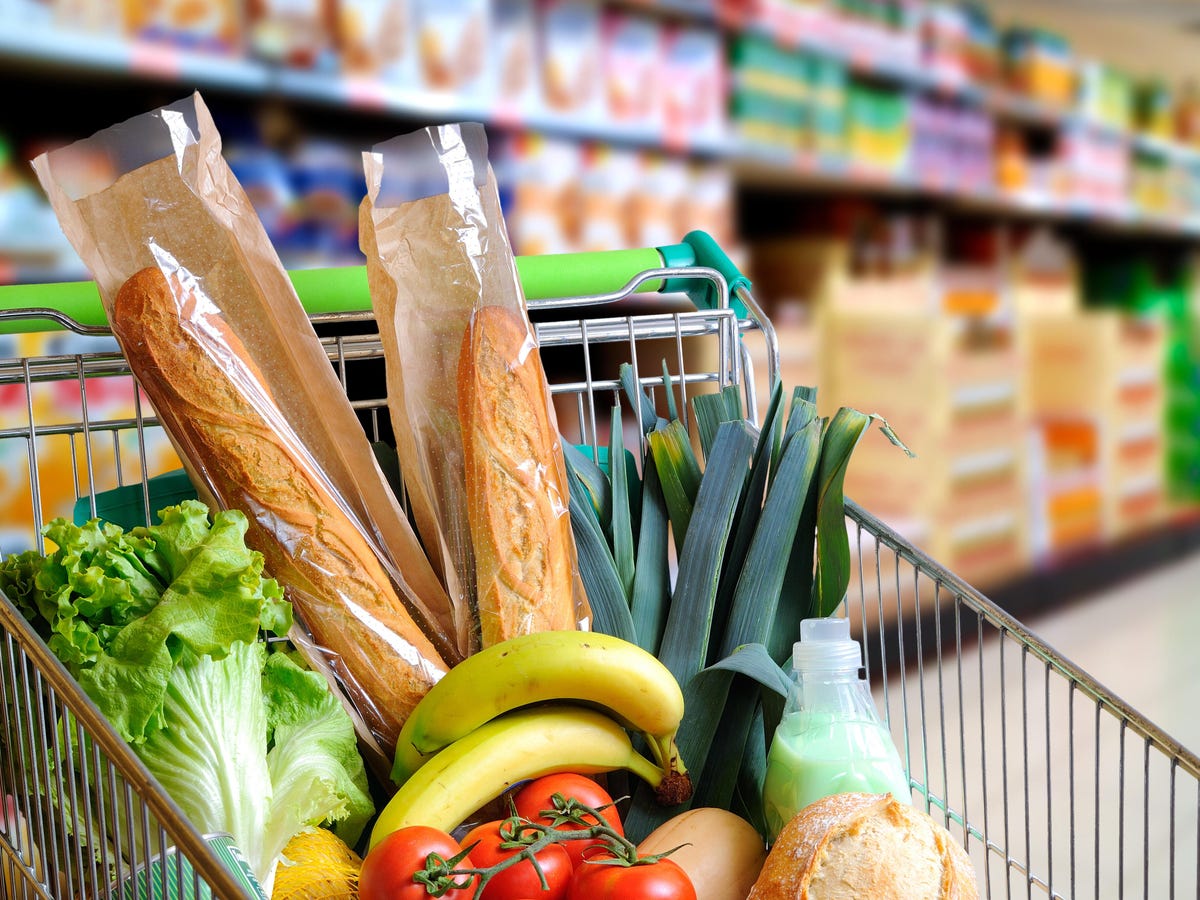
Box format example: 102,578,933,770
820,308,1028,596
749,228,1027,605
1023,311,1168,551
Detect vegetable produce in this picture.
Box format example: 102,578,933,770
360,826,479,900
271,827,361,900
390,630,687,788
0,501,374,886
371,705,673,848
461,819,574,900
513,774,624,869
636,807,767,900
566,375,911,842
364,787,700,900
566,852,696,900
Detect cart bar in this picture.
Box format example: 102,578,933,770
516,247,665,299
0,231,754,334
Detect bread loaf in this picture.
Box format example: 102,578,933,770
457,304,577,648
114,266,449,752
747,792,979,900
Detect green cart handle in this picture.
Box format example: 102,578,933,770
0,231,752,334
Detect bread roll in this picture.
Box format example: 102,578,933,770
748,792,979,900
457,304,577,647
114,266,449,751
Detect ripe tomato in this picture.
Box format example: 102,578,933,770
359,826,479,900
462,818,574,900
566,853,697,900
513,774,624,868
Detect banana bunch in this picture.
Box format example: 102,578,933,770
370,631,692,849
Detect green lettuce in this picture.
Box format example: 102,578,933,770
0,500,374,884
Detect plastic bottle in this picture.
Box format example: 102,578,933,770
762,616,911,842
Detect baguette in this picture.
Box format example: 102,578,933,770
457,304,577,648
748,792,979,900
114,266,449,752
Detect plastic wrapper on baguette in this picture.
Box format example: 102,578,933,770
361,122,590,654
32,92,458,779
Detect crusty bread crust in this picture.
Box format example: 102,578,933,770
457,304,577,648
747,792,979,900
114,266,449,751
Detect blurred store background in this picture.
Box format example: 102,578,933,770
3,0,1200,611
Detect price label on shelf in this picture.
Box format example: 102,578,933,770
343,78,391,111
129,41,183,79
491,99,523,130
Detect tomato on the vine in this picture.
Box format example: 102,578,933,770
566,853,697,900
359,826,479,900
513,774,624,869
462,818,574,900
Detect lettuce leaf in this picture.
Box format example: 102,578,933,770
0,500,372,884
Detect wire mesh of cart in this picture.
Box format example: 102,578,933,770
0,245,1198,900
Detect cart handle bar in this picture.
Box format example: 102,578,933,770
0,231,752,335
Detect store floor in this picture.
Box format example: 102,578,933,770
1020,549,1200,756
878,549,1200,899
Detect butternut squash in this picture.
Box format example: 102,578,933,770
637,807,768,900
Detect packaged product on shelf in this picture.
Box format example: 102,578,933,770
683,160,736,250
660,24,727,149
289,137,366,267
729,34,808,155
244,0,340,69
602,11,662,133
121,0,241,53
919,0,969,86
492,0,541,120
579,143,642,251
632,151,690,249
50,0,123,33
337,0,414,83
809,52,848,159
538,0,604,123
1001,26,1076,108
494,131,584,254
360,122,590,653
411,0,489,94
32,92,458,774
224,139,304,267
1136,79,1175,141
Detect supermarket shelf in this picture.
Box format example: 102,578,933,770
0,23,731,157
0,23,270,93
7,17,1200,245
731,147,1200,238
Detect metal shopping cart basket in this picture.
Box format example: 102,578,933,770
0,233,1198,899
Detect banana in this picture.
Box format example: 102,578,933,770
369,704,668,849
391,630,687,786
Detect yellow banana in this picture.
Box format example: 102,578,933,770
369,704,668,849
392,630,687,786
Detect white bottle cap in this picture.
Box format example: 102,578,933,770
792,616,863,673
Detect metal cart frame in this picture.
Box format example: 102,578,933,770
1,262,1198,899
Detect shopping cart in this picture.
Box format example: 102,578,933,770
0,234,1196,900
